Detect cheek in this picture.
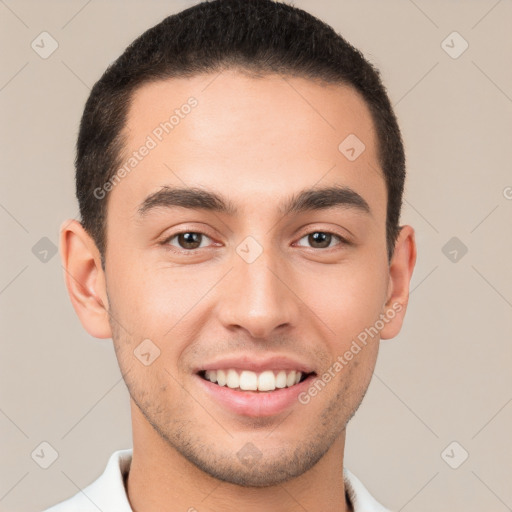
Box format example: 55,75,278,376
107,256,197,336
300,258,388,343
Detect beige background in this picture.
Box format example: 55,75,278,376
1,1,511,511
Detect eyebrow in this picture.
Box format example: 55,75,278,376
137,184,371,218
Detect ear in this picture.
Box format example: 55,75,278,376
59,219,112,339
380,225,417,340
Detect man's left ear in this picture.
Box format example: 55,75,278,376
380,225,417,340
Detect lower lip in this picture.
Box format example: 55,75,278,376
195,373,317,417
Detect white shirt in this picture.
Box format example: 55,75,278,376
43,449,392,512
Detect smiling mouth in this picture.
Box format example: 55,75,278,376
197,369,315,392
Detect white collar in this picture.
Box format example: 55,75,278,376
44,449,392,512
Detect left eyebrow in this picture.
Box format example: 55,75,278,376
280,185,371,217
136,184,371,218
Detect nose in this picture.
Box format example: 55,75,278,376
216,245,300,339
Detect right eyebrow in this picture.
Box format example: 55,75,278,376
137,186,237,217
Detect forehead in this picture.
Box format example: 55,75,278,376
111,69,385,220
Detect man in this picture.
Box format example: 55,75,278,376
47,0,416,510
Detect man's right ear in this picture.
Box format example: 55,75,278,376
59,219,112,339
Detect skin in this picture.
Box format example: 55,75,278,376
60,69,416,512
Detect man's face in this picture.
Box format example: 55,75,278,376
104,70,392,486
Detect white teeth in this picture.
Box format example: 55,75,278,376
202,369,306,391
226,369,239,389
216,369,227,386
240,370,258,390
275,370,287,388
257,370,276,391
286,370,296,387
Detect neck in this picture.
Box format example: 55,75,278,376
126,401,352,512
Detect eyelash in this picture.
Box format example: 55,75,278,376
160,229,350,253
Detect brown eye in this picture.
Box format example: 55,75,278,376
166,232,212,250
296,231,344,249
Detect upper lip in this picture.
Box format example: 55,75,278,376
195,355,316,374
